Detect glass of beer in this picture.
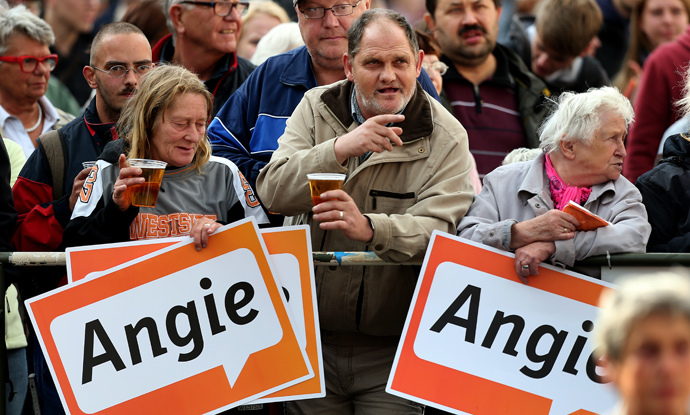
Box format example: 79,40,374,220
307,173,346,206
128,159,167,208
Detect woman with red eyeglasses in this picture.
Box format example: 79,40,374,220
0,4,74,160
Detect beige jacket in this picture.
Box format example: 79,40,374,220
257,80,474,340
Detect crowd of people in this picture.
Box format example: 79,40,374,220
2,0,690,413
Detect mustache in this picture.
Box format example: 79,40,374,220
120,87,137,95
458,24,486,36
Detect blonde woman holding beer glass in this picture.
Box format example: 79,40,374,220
63,65,268,250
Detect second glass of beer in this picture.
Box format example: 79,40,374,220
307,173,346,206
128,159,167,207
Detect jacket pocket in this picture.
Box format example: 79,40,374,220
369,189,415,211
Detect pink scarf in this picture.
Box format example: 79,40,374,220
545,154,591,210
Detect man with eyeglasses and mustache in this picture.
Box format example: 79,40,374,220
157,0,255,117
10,23,152,414
424,0,551,179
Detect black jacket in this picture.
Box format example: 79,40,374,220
636,133,690,252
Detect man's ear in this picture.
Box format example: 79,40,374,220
169,5,185,35
83,65,97,90
344,53,354,82
424,12,436,35
416,49,424,78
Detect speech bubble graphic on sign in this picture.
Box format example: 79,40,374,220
27,218,312,415
387,231,617,415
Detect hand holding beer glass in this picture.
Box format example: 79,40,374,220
112,154,167,211
309,173,375,242
128,158,167,207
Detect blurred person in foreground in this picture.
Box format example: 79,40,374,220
257,9,474,413
0,4,74,159
457,87,650,280
63,64,268,249
595,270,690,415
636,65,690,253
156,0,256,117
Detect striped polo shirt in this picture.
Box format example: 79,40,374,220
441,47,528,178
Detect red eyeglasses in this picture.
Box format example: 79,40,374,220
0,54,58,73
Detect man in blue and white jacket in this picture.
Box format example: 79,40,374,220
207,0,440,215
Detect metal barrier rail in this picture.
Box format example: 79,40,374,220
3,251,690,268
0,251,424,267
578,252,690,267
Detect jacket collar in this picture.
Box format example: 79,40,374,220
517,152,620,207
83,98,118,141
279,46,319,89
151,34,237,81
320,79,433,143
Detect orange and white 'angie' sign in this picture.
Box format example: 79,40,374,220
27,218,312,415
65,226,325,404
387,231,617,415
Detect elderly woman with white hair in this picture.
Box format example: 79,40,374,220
457,86,651,280
0,5,73,158
595,271,690,415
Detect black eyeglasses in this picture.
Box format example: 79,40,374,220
299,0,361,19
179,1,249,16
90,64,153,78
0,54,58,73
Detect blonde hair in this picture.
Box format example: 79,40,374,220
117,64,213,171
241,1,289,26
